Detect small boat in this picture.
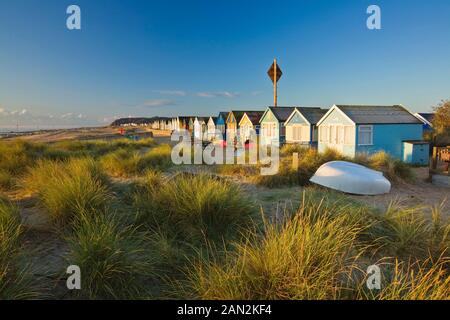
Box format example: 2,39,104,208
310,161,391,195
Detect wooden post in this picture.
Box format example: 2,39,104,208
273,59,277,107
292,152,299,170
432,147,438,170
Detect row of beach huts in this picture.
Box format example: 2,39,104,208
122,105,433,165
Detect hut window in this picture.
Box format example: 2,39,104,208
358,125,373,145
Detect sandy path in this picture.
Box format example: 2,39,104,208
348,167,449,216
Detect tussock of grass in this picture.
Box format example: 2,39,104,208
358,258,450,300
254,148,348,188
279,143,309,157
100,144,172,177
379,201,449,259
180,189,450,300
360,151,414,181
0,141,49,190
0,170,14,190
100,149,143,177
66,211,155,299
0,141,46,173
134,173,256,245
140,144,173,170
183,199,365,299
254,148,414,188
0,198,41,299
23,157,111,226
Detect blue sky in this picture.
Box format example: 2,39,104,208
0,0,449,128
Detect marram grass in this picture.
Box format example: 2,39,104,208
0,198,43,299
23,157,112,226
65,210,156,299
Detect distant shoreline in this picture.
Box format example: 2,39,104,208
0,126,106,138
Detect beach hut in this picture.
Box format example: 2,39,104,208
414,112,434,136
238,111,264,142
316,105,428,164
284,107,328,147
226,111,246,141
215,112,228,137
176,116,194,131
193,117,208,140
259,106,296,145
207,116,218,141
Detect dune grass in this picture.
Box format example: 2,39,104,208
215,164,258,177
355,151,415,181
177,189,449,300
50,138,157,157
0,141,48,190
0,170,14,190
0,198,42,299
253,148,414,188
100,149,143,177
356,257,450,300
100,144,172,177
181,197,366,299
65,210,156,299
0,137,444,300
23,157,112,226
139,144,173,170
0,138,158,190
133,173,257,246
253,148,348,188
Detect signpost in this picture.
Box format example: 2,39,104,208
267,59,282,106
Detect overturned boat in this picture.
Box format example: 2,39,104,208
310,161,391,195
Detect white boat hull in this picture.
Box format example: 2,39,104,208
310,161,391,195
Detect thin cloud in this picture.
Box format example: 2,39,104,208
140,99,176,108
154,90,187,96
196,91,240,98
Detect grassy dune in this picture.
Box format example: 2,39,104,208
0,138,447,300
0,198,42,299
180,190,449,300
